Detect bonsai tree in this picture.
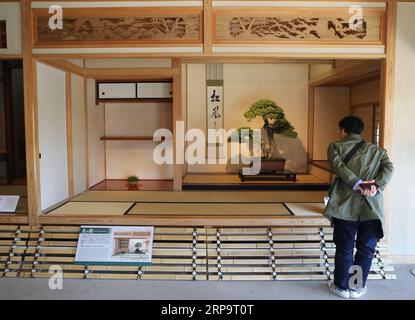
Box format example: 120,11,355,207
127,175,140,186
243,99,297,159
227,126,254,143
134,242,143,254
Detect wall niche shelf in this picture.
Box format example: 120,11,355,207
100,136,165,141
96,80,173,103
97,98,173,103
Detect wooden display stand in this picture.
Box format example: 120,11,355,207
239,170,297,182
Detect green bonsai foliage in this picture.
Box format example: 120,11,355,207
134,242,143,253
127,175,140,184
135,242,142,249
243,99,298,159
244,99,298,138
228,126,254,143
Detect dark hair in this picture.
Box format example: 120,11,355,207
339,116,364,134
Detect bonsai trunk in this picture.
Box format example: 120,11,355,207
260,124,286,172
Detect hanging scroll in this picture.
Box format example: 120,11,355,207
207,82,224,132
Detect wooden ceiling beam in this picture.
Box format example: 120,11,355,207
309,60,380,87
85,67,179,80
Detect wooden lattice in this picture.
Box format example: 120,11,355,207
0,225,395,281
215,15,381,42
35,15,201,44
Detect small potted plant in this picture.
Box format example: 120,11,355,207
127,175,140,188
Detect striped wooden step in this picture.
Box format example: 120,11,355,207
0,224,396,281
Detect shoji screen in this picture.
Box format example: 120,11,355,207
37,62,68,210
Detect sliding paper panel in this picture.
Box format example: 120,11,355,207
71,74,87,196
37,63,68,210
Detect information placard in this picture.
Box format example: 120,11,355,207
0,195,20,213
75,226,154,266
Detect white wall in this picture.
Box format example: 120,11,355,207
352,106,374,142
313,87,350,160
104,102,173,179
351,80,380,105
350,80,380,142
71,74,87,195
37,62,68,210
186,63,309,173
387,2,415,256
0,2,22,55
309,64,332,81
87,79,105,187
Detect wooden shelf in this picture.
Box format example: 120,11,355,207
97,98,173,103
100,136,166,141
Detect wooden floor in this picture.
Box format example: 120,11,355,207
90,175,329,192
91,179,174,191
182,174,330,190
183,174,326,184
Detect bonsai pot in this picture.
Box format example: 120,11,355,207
260,157,286,172
127,182,142,190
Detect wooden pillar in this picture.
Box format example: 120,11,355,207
83,60,89,189
379,0,397,245
307,85,315,163
21,0,41,225
172,58,182,191
380,0,396,151
204,0,213,54
66,73,74,198
2,61,14,185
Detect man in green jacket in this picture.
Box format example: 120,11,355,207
324,116,393,299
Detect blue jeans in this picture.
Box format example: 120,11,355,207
332,218,380,290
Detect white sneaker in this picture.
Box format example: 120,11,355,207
328,281,350,299
350,287,367,299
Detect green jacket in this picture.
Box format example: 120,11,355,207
323,133,394,238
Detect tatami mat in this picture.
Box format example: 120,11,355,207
47,201,134,216
285,202,325,216
128,202,290,216
73,190,327,203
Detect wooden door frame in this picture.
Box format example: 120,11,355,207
2,60,15,185
2,60,26,185
4,0,397,227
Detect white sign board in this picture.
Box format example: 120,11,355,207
0,195,20,213
75,226,154,266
